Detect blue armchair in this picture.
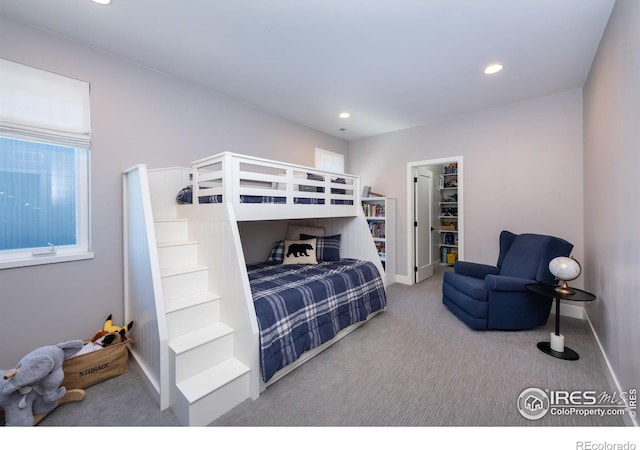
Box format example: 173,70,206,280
442,230,573,330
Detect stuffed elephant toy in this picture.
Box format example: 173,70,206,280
0,340,83,426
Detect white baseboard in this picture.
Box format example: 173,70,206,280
385,273,397,285
584,310,638,427
394,274,411,285
556,300,585,320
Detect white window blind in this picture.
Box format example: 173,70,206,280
0,58,92,269
0,58,91,149
315,147,345,173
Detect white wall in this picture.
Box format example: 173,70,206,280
583,0,639,406
0,17,348,369
349,90,584,280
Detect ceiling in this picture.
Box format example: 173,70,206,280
0,0,615,141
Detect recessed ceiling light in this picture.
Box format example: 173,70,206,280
91,0,112,5
339,112,351,119
484,63,504,75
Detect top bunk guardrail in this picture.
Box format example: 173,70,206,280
185,152,361,221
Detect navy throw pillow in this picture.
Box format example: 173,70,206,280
300,233,341,261
267,240,285,263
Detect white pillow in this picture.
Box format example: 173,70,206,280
282,238,318,265
286,224,325,240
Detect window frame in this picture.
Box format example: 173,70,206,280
0,137,93,270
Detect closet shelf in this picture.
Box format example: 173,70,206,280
439,162,459,265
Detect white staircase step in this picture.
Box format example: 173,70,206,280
165,291,220,314
166,295,221,339
157,241,198,269
170,322,234,355
161,265,208,300
157,240,197,248
173,358,251,426
157,240,198,247
160,264,207,278
170,323,235,382
177,358,249,404
154,218,188,242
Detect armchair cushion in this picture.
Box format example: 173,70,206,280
452,260,500,279
484,274,538,292
498,236,546,279
443,272,487,301
442,277,489,320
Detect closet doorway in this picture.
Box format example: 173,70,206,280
407,156,464,285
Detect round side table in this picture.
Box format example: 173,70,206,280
526,283,596,360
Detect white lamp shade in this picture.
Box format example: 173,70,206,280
549,257,581,281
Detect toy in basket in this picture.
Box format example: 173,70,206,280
62,315,134,391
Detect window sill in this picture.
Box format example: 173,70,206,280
0,252,94,270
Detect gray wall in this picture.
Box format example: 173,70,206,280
349,90,585,282
583,0,639,402
0,17,348,368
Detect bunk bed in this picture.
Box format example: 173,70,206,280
123,152,387,425
180,153,387,383
178,152,359,220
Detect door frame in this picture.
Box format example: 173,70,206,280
406,156,464,285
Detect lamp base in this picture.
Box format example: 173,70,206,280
554,281,575,296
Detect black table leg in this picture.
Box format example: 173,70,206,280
555,296,560,334
537,297,579,360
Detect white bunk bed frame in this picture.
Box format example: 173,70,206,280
123,152,386,426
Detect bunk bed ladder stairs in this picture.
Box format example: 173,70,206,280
154,218,250,426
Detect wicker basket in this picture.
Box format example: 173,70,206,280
62,339,130,390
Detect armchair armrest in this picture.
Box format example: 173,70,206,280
454,261,500,279
484,274,536,292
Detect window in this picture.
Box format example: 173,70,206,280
314,147,345,173
0,58,92,268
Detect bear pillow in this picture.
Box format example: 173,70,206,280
282,238,317,265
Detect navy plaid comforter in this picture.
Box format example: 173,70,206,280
176,186,353,205
248,259,386,382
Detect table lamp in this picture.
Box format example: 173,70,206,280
549,256,581,295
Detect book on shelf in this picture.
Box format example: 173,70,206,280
369,222,386,238
362,202,386,217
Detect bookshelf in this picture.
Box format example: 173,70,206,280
438,162,459,265
362,197,396,283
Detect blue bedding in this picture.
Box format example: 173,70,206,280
176,186,353,205
247,259,386,382
176,187,286,204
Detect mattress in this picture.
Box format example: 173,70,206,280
247,258,386,382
